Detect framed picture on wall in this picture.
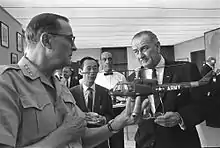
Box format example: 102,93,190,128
176,57,189,62
11,52,18,64
0,22,9,48
16,32,23,52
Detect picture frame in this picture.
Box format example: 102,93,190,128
176,57,189,62
11,52,18,64
0,22,9,48
16,32,23,52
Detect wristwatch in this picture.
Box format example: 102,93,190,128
107,119,119,134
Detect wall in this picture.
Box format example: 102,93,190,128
0,6,23,65
174,35,220,147
127,46,140,73
71,48,101,62
174,36,205,62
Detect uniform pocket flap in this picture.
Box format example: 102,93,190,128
20,95,50,110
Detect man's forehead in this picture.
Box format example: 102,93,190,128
84,60,97,66
101,52,112,58
132,35,151,49
57,19,73,35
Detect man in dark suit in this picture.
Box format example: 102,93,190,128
70,56,114,148
60,66,79,88
200,56,216,77
130,30,211,148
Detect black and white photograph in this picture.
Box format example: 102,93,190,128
10,52,18,64
0,1,220,148
0,21,9,48
16,32,23,52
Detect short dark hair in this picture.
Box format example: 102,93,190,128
132,30,159,44
25,13,69,45
79,56,99,69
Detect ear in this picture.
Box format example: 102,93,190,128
155,41,161,53
40,33,52,49
78,68,83,75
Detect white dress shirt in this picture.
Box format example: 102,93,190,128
145,55,165,113
95,70,126,90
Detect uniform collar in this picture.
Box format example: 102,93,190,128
18,56,54,88
18,56,41,80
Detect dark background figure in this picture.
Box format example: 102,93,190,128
200,56,216,77
60,66,79,88
70,56,114,148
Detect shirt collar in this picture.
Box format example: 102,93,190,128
18,56,41,80
82,83,95,92
155,55,165,70
18,56,54,88
206,62,214,69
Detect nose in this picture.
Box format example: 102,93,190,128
137,51,144,59
71,42,77,51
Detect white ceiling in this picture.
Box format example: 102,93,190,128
1,0,220,49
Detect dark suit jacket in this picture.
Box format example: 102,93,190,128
200,63,212,77
134,60,207,148
60,76,79,89
70,84,114,148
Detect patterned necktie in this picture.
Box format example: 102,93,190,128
152,69,160,112
87,88,93,112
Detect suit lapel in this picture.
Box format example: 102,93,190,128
93,84,101,112
79,84,89,112
155,62,174,110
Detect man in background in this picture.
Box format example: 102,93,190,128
60,66,79,88
70,56,114,148
200,56,216,77
95,51,127,148
95,52,126,90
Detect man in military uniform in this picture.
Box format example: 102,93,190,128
0,13,147,148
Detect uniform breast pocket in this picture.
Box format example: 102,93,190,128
20,95,57,145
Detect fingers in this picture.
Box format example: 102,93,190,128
132,96,141,117
141,98,150,112
154,112,179,127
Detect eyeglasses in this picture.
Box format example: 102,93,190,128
49,33,76,51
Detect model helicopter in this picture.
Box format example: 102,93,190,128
109,69,218,98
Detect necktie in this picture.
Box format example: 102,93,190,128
152,68,157,80
152,69,161,112
87,88,93,112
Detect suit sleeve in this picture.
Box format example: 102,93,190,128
177,63,211,128
103,90,114,122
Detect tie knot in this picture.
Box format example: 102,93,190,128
87,87,93,92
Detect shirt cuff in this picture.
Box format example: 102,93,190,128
175,112,186,130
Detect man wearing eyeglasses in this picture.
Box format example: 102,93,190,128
0,13,148,148
130,30,211,148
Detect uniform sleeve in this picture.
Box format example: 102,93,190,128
0,79,21,147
